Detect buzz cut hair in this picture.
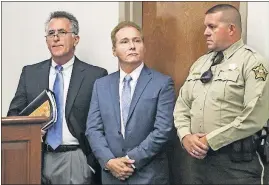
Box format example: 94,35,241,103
206,4,242,32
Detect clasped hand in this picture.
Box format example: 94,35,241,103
182,133,209,159
106,157,135,181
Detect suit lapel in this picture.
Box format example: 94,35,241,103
65,57,85,118
110,72,121,128
36,59,50,95
126,66,152,123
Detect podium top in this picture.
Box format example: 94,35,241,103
2,116,48,125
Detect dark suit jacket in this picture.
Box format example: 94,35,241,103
7,56,108,183
86,65,175,184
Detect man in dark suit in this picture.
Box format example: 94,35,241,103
7,11,107,184
85,21,175,184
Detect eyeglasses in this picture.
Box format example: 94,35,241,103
200,52,224,84
45,29,75,39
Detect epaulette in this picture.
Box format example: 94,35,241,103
244,45,257,53
206,50,214,54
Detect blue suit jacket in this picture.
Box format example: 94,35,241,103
86,65,175,184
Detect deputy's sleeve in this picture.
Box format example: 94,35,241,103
174,59,202,141
207,52,269,150
174,81,192,141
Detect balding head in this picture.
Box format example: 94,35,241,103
206,4,242,33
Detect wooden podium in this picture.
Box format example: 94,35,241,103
1,116,48,184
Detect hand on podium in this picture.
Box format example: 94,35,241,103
41,130,46,142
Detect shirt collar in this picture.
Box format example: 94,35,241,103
120,62,144,83
51,56,75,71
222,39,244,60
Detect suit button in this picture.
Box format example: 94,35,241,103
118,131,121,135
122,149,125,152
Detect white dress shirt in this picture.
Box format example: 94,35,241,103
49,56,79,145
119,62,144,138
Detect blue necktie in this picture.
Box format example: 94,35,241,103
121,75,132,127
46,65,64,149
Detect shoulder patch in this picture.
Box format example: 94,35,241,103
252,64,268,81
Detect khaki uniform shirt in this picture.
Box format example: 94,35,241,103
174,39,269,150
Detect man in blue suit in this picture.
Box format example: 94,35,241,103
85,21,175,184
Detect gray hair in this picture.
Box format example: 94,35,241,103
45,11,79,35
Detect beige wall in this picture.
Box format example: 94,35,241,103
247,2,269,61
2,2,120,116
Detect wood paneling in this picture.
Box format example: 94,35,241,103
143,2,239,94
2,142,29,184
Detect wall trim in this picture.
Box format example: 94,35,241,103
239,2,248,43
119,2,142,27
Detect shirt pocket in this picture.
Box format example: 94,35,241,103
210,70,240,101
186,74,202,100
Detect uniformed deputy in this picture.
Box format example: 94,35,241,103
174,4,269,184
